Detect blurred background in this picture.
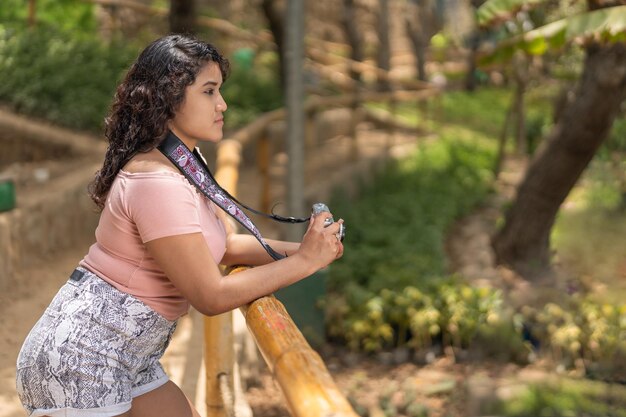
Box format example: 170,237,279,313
0,0,625,416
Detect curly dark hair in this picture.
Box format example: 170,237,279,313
88,34,230,209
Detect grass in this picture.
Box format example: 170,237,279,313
366,86,556,139
490,377,626,417
552,160,626,304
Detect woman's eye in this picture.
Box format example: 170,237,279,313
205,89,215,95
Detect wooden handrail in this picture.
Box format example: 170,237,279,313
231,267,359,417
207,136,358,417
205,139,242,417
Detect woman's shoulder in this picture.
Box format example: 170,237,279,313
120,149,184,178
104,151,204,222
118,149,195,195
122,149,178,174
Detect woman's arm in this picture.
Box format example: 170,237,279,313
221,234,300,266
211,203,299,266
145,213,343,316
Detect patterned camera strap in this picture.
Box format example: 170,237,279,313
158,131,286,261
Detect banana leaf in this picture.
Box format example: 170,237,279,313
477,0,548,28
479,5,626,65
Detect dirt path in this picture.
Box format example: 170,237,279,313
446,157,528,293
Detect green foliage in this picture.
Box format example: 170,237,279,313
0,21,282,132
368,88,513,138
477,0,547,28
584,168,624,210
328,88,625,375
0,25,137,131
479,5,626,65
440,88,512,136
0,0,97,34
525,111,552,154
328,137,494,295
601,115,626,157
524,299,626,379
325,277,524,355
491,379,626,417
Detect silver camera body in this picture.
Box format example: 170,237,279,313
312,203,345,242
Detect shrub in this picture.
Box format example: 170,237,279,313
0,0,96,34
525,299,626,380
0,25,282,132
0,24,136,131
325,134,498,352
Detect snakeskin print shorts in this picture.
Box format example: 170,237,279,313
16,267,178,417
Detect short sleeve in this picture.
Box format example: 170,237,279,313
126,174,203,243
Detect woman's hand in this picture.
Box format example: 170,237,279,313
295,212,344,270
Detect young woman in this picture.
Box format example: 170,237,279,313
16,34,344,417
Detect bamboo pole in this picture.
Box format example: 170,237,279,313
204,314,234,417
214,140,357,417
205,139,242,417
228,267,359,417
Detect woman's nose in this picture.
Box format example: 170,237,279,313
217,97,227,111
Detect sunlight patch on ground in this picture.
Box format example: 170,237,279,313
552,175,626,304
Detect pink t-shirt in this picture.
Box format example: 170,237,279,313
80,170,227,321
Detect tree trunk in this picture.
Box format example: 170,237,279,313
493,41,626,277
465,0,486,91
169,0,195,34
376,0,392,91
28,0,36,27
493,97,515,177
340,0,365,82
405,17,427,81
464,31,481,92
261,0,287,92
512,78,527,155
404,0,442,82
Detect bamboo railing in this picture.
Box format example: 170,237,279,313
205,140,241,417
207,138,360,417
235,269,359,417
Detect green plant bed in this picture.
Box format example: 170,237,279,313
325,125,500,352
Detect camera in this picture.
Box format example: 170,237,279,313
312,203,346,242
